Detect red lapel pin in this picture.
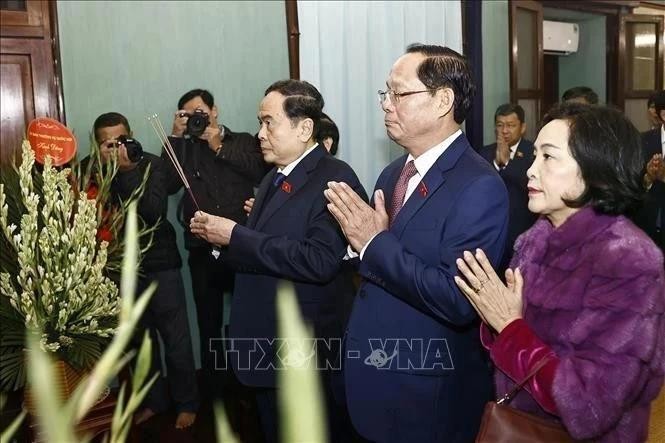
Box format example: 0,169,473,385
419,182,428,197
281,181,292,193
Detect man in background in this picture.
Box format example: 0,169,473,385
164,89,267,407
647,92,661,130
562,86,599,105
635,90,665,260
479,103,537,272
93,112,199,428
319,112,340,155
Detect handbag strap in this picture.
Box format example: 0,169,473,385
496,354,554,405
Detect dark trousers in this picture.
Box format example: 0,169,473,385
251,370,357,443
187,248,235,400
137,268,199,414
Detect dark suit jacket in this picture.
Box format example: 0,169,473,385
344,133,509,443
479,139,537,270
634,128,664,256
225,145,367,387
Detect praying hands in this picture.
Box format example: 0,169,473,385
324,182,388,253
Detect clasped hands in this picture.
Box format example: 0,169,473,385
324,182,388,254
645,154,665,187
454,249,523,333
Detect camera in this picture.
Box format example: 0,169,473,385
179,110,210,138
110,135,144,163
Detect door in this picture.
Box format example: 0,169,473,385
509,0,544,141
0,0,62,163
617,13,664,132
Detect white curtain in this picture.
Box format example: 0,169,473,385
298,0,463,191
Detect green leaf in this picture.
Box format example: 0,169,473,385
26,332,77,443
276,281,328,443
214,403,241,443
131,331,152,389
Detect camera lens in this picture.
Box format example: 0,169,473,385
117,135,144,163
186,111,209,138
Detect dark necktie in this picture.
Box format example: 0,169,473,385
264,172,287,204
389,160,417,226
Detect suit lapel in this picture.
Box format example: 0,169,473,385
247,168,276,229
390,133,468,237
254,145,326,231
507,139,532,171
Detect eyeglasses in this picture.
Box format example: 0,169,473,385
377,88,442,105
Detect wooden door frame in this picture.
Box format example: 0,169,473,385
535,0,664,107
0,0,65,122
285,0,299,80
509,0,544,122
617,13,664,109
49,0,66,123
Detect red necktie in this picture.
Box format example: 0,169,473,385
389,160,417,226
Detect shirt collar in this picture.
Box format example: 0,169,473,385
406,129,462,178
510,139,521,153
278,143,319,176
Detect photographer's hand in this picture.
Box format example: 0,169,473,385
99,141,114,164
171,110,188,137
117,145,137,172
200,120,223,153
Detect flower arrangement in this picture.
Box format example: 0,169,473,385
0,140,154,391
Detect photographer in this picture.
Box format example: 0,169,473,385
164,89,267,405
92,112,199,429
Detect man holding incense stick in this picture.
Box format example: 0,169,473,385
190,80,365,442
163,89,267,410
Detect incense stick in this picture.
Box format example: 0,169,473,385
147,114,201,211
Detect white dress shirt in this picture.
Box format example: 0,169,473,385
349,129,463,259
278,143,319,177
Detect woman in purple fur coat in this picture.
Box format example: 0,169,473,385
455,103,665,442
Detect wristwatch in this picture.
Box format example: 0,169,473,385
215,126,226,156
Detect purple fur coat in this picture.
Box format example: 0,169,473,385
493,207,665,442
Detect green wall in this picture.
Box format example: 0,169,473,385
558,16,607,104
57,0,289,366
481,0,510,146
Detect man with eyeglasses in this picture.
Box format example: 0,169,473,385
479,103,537,273
325,44,508,442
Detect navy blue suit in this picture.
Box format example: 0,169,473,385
479,139,537,271
635,128,665,259
223,145,366,441
227,145,366,385
344,133,509,443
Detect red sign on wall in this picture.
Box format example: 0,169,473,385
27,118,77,166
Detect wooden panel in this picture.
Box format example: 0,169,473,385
618,14,665,109
0,0,49,38
543,54,559,115
0,37,56,162
510,0,544,122
0,53,34,161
